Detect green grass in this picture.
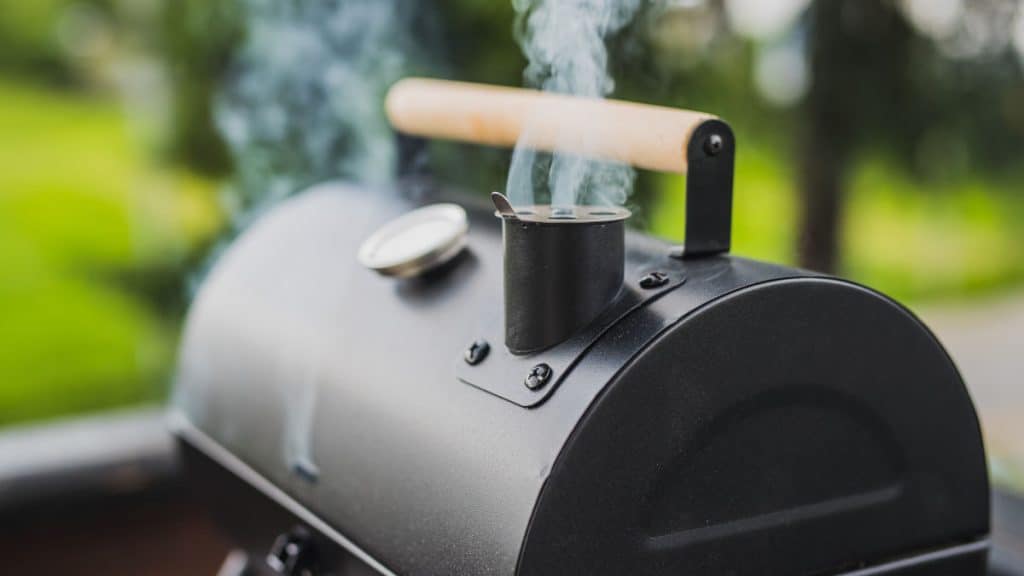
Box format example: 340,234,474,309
652,140,1024,302
846,161,1024,301
0,79,222,426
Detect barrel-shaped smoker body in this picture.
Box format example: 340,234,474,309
174,181,988,575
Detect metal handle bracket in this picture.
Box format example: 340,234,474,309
680,119,735,258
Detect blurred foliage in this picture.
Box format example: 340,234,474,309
160,0,240,175
0,0,87,82
0,80,222,425
652,143,1024,302
436,0,520,83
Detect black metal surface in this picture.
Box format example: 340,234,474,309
501,208,625,355
178,432,385,576
682,119,735,258
455,262,686,407
173,178,990,576
518,279,989,575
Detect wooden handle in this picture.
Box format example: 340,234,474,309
385,78,716,174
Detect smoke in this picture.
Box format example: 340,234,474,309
215,0,431,225
186,0,436,475
189,0,436,299
507,0,645,207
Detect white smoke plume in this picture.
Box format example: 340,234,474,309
215,0,432,224
195,0,435,475
507,0,645,207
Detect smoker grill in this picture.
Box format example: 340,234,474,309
173,79,990,575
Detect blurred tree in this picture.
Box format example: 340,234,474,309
796,0,1023,273
798,0,914,272
436,0,520,84
0,0,117,85
161,0,240,176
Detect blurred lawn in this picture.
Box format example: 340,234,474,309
653,140,1024,302
0,79,222,425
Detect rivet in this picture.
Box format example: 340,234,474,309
464,340,490,365
639,271,670,289
704,133,724,156
525,363,553,391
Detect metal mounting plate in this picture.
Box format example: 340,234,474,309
455,259,687,408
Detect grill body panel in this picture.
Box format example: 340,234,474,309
174,181,988,575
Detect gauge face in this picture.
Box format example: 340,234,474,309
357,203,469,278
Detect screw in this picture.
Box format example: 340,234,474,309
267,529,316,576
639,271,670,289
464,340,490,365
704,133,724,156
525,363,553,391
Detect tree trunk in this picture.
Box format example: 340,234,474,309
797,0,852,274
796,0,913,273
798,130,844,273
